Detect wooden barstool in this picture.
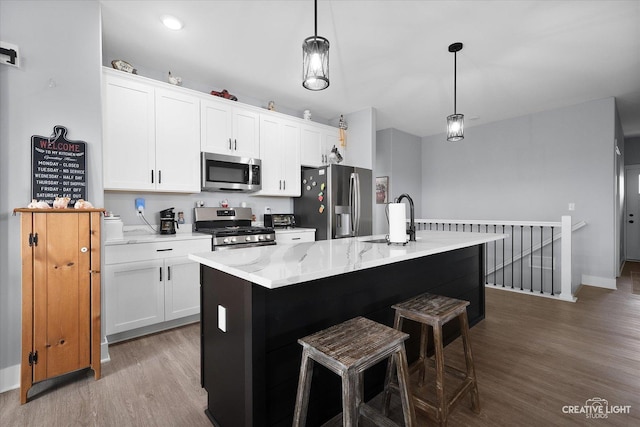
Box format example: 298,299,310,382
293,316,417,427
383,293,480,426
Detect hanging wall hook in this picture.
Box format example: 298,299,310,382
0,41,20,67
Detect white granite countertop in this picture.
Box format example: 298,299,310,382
105,230,212,246
188,230,506,289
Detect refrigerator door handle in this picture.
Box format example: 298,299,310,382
350,172,361,236
349,173,355,235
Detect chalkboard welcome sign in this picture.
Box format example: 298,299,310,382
31,125,87,206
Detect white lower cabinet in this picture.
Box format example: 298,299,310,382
164,256,201,321
105,259,165,334
104,238,211,336
275,229,316,243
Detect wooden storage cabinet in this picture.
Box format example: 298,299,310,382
104,238,210,336
103,69,200,192
16,209,103,404
201,98,260,158
257,114,301,196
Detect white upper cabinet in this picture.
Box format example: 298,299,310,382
103,73,156,191
103,69,200,193
257,114,301,196
300,122,339,167
201,97,260,158
155,88,200,192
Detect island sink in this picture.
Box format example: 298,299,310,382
361,237,389,243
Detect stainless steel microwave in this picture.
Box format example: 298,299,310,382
201,152,261,192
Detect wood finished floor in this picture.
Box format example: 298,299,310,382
2,263,640,426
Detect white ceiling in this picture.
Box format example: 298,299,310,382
100,0,640,138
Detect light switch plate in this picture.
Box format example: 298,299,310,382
218,305,227,332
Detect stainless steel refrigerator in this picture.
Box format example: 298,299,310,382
294,164,372,240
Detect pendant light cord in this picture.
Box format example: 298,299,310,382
314,0,318,39
453,51,457,114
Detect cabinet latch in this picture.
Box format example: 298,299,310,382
28,233,38,247
28,351,38,366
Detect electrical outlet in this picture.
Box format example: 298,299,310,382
135,197,145,214
568,203,575,211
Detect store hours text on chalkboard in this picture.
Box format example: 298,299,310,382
31,125,87,206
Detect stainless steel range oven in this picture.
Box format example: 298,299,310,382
194,207,276,250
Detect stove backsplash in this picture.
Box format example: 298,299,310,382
104,191,293,227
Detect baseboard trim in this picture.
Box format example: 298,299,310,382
581,274,617,289
101,337,111,363
0,363,20,393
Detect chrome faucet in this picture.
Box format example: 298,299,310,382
395,193,416,242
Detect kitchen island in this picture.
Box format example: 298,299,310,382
189,230,505,427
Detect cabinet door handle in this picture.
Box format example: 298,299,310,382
160,267,163,282
168,266,171,281
158,170,162,184
151,170,154,184
156,248,173,252
292,237,301,240
228,138,232,150
283,180,286,190
234,139,237,150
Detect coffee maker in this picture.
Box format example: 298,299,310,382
159,207,178,235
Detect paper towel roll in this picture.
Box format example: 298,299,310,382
388,203,407,243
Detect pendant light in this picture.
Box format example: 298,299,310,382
447,42,464,142
302,0,330,90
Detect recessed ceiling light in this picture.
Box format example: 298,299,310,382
161,15,183,31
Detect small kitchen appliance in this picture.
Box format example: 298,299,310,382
159,207,179,235
103,215,124,240
194,207,276,250
264,214,296,229
201,152,261,192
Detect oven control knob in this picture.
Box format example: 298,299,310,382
258,235,265,240
266,235,272,240
245,236,252,242
223,238,230,244
231,237,237,242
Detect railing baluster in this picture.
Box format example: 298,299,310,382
502,225,505,287
485,224,489,285
493,224,498,286
551,226,555,296
540,226,544,294
530,226,533,292
511,225,514,289
520,225,524,291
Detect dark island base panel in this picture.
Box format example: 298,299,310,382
201,245,485,427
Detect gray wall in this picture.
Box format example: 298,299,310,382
0,0,103,390
105,191,293,227
624,137,640,165
374,128,423,234
421,97,618,292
